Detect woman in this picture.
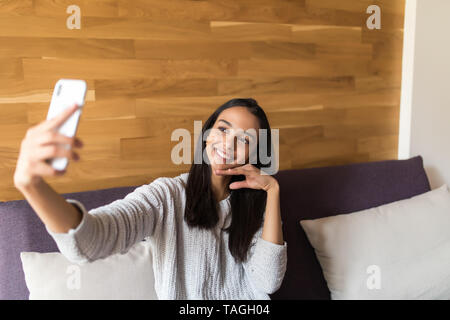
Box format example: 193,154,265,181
14,98,287,300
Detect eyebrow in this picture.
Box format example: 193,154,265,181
218,119,256,140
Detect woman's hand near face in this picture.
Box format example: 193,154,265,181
216,163,284,246
214,164,278,192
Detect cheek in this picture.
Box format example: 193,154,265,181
235,144,249,161
206,130,221,145
247,144,258,162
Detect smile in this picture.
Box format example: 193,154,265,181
213,147,234,162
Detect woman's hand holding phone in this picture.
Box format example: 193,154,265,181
14,104,84,189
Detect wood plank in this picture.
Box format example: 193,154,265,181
33,0,119,18
0,78,96,104
95,78,218,99
0,37,135,59
295,152,371,169
292,25,362,44
278,125,324,145
210,21,292,42
118,0,306,24
136,94,325,116
301,4,404,28
321,88,400,108
361,27,404,44
0,16,211,40
324,122,399,139
76,118,151,139
357,134,399,153
218,76,355,96
23,58,238,80
0,58,23,80
26,98,136,124
267,108,345,128
305,0,405,15
237,58,371,78
135,40,252,59
0,103,28,125
316,43,372,59
250,41,316,59
290,137,359,165
0,146,20,169
0,0,33,16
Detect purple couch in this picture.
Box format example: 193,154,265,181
0,155,431,300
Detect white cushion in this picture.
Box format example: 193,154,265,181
300,184,450,299
20,240,157,300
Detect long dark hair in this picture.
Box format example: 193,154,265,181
184,98,274,264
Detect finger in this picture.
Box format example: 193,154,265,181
42,104,79,131
38,131,75,148
33,161,67,177
229,181,250,189
244,163,257,171
216,167,245,175
74,137,84,148
37,145,79,162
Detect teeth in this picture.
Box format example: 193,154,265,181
215,147,233,161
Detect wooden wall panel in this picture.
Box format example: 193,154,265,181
0,0,405,201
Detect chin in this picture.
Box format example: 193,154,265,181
211,163,235,172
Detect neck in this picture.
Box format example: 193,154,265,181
211,169,231,202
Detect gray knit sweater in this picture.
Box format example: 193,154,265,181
45,172,288,300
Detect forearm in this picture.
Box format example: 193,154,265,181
261,181,284,245
16,179,82,234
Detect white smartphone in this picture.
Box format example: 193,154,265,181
45,79,87,171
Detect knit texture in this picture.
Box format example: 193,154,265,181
45,172,288,299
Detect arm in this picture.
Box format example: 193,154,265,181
243,182,287,294
18,178,166,264
13,103,165,263
215,165,288,294
16,179,83,234
49,179,166,264
261,182,283,245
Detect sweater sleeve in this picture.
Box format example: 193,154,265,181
242,224,288,295
45,178,168,264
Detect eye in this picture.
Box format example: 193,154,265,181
218,126,249,144
218,126,228,133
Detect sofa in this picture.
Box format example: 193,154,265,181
0,155,431,300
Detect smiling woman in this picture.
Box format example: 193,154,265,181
19,97,287,300
185,98,284,261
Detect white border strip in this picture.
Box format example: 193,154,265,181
398,0,418,160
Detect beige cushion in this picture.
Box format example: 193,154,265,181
300,184,450,299
21,240,157,300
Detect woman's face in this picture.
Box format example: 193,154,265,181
205,106,260,172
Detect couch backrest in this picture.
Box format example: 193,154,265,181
0,156,430,300
269,155,430,299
